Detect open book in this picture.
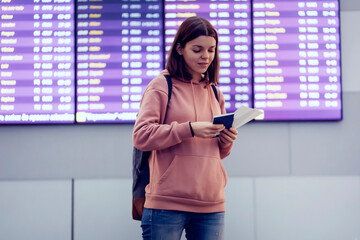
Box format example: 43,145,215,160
213,106,263,129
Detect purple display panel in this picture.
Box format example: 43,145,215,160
76,0,163,123
0,0,75,124
164,0,253,113
253,0,342,120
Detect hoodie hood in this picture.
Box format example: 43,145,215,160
160,69,216,121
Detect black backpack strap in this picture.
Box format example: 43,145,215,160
211,84,219,102
164,75,172,102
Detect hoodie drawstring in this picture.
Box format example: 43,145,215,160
207,84,215,119
190,81,198,121
191,81,216,122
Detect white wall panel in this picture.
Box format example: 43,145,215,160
0,180,72,240
224,178,255,240
340,11,360,92
74,179,140,240
256,176,360,240
290,93,360,175
340,0,360,11
0,124,133,180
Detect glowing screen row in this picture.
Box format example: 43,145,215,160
1,0,75,123
0,0,341,124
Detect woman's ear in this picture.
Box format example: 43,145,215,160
176,43,183,55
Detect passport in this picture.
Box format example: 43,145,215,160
213,113,234,129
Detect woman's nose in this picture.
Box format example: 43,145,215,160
202,51,209,59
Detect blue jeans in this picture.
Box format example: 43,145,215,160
141,208,225,240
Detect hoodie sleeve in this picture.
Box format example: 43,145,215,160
216,87,234,159
132,76,193,152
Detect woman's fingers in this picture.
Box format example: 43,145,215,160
219,127,238,143
190,122,225,138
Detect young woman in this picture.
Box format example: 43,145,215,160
132,16,238,240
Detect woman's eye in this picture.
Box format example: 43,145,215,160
193,50,200,53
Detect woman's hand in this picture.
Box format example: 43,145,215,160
219,127,238,144
190,122,225,138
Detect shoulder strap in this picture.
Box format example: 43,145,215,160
211,84,219,102
164,75,172,103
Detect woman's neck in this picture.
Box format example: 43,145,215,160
192,74,202,83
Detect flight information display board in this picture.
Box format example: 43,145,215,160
164,0,253,113
0,0,342,124
252,0,342,120
76,0,163,123
0,0,75,124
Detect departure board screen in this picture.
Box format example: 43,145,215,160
0,0,343,125
252,0,342,120
0,0,75,124
164,0,253,113
76,0,163,123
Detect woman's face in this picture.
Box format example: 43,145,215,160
179,35,216,81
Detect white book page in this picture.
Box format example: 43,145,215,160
232,106,263,129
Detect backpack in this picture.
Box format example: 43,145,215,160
132,75,219,221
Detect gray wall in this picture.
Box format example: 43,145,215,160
1,3,360,240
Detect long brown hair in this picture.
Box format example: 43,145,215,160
166,16,220,84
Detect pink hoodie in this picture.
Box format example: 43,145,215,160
133,71,234,213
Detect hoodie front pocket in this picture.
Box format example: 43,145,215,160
156,154,226,202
